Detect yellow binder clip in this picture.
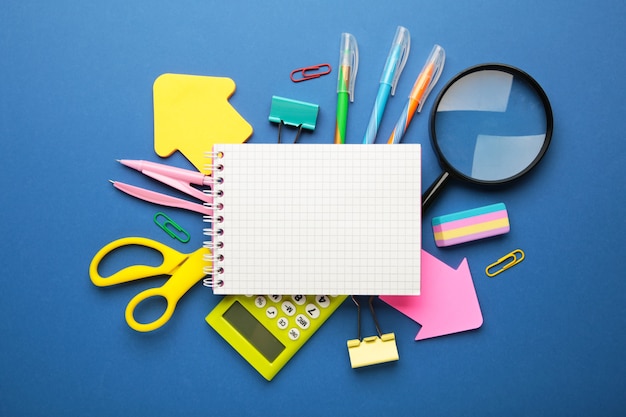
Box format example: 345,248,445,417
486,249,525,277
347,296,399,368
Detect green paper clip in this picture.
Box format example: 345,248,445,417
154,212,190,243
269,96,319,143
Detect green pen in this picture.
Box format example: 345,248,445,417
334,33,359,144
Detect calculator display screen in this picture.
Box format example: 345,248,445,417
223,301,285,363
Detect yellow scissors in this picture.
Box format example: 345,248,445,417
89,237,211,332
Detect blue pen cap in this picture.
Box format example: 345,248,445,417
380,26,411,95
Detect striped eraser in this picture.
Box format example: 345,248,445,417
432,203,510,247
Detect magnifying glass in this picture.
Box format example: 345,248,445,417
423,64,553,211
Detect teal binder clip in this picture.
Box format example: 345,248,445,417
269,96,319,143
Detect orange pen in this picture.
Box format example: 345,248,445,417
387,45,445,144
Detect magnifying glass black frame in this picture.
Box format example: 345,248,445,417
422,63,554,211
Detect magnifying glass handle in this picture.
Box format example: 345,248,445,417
422,171,451,212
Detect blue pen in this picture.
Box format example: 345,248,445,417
363,26,410,144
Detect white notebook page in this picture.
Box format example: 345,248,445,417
209,144,421,295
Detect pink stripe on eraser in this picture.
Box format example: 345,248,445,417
432,210,509,234
432,203,510,247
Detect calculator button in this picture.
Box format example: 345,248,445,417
266,306,278,319
277,317,289,330
281,301,296,316
291,295,306,305
288,328,300,341
268,295,282,303
254,296,267,308
295,314,310,330
315,295,330,308
305,304,320,319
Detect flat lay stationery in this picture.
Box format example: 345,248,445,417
88,24,554,385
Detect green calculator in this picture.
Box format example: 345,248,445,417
206,294,347,381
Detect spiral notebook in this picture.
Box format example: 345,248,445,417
204,144,421,296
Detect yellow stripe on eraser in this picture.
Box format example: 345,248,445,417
432,203,510,247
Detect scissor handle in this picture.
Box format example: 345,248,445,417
89,237,188,287
124,248,209,332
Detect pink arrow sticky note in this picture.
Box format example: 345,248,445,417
380,250,483,341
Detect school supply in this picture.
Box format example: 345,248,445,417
347,296,399,368
110,159,212,215
120,159,212,186
347,334,399,368
203,144,422,296
432,202,510,247
387,44,445,144
363,26,410,144
89,237,210,332
486,249,525,277
268,96,319,143
154,212,190,243
380,250,483,341
206,294,347,381
290,64,332,82
422,64,553,211
335,33,359,144
153,74,253,174
110,180,210,215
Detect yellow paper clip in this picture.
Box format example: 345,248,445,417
347,296,399,368
486,249,525,277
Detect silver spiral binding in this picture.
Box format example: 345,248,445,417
204,150,225,173
203,277,224,288
202,202,224,211
203,162,225,173
203,214,224,223
204,150,224,159
202,188,223,198
202,149,225,288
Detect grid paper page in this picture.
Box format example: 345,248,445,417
211,144,421,295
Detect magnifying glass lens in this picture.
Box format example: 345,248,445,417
432,67,551,183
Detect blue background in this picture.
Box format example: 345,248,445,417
1,1,625,415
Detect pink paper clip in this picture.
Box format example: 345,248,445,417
290,63,332,82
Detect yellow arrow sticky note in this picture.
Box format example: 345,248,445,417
153,74,253,174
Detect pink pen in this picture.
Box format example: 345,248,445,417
109,181,212,215
118,159,212,186
111,159,216,214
